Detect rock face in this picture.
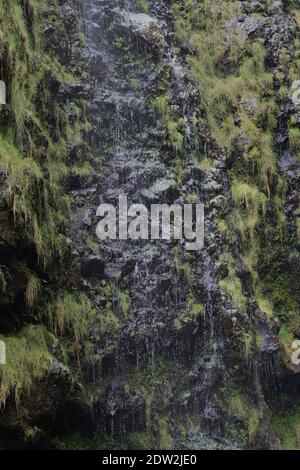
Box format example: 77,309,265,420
60,0,299,450
0,0,300,450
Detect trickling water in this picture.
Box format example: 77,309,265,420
67,0,283,450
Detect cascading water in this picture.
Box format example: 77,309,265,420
67,0,289,450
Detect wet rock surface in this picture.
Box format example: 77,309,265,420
2,0,299,450
61,0,299,449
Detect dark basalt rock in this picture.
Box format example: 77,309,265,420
2,0,299,452
81,255,106,279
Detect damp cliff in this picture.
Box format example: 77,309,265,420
0,0,300,450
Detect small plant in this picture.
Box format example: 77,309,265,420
228,392,261,444
187,292,204,318
289,127,300,158
157,416,173,450
118,290,131,318
219,253,247,312
231,180,267,241
167,119,185,153
0,266,7,293
136,0,149,13
25,273,40,310
151,95,168,118
48,293,95,342
113,37,126,50
0,325,53,408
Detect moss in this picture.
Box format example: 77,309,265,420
187,292,204,318
261,258,299,316
173,0,297,342
0,325,53,407
136,0,149,13
255,295,273,317
297,218,300,244
219,253,247,312
0,0,93,413
278,325,295,366
272,407,300,450
151,93,186,153
124,359,184,448
231,180,267,241
167,119,185,153
25,273,40,310
128,78,140,91
89,306,121,354
234,328,253,362
255,332,263,350
127,432,152,449
85,236,99,252
228,392,261,444
198,157,216,171
174,291,204,330
292,8,300,29
118,290,131,319
289,127,300,159
52,433,94,450
0,0,90,271
47,293,95,343
151,95,168,118
185,192,199,204
71,162,93,177
158,416,173,450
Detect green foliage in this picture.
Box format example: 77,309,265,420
219,253,247,312
151,95,168,118
0,325,53,407
277,319,300,368
255,295,273,317
174,291,204,330
278,325,294,346
125,359,183,448
151,94,186,153
0,1,93,417
25,272,40,309
118,290,131,318
289,127,300,158
167,119,185,153
235,328,253,362
0,0,88,271
52,433,95,450
157,416,173,450
297,218,300,244
228,392,261,444
85,235,99,252
198,157,216,171
231,180,267,241
113,37,126,50
136,0,149,13
173,0,292,329
47,293,95,343
127,432,152,449
187,292,204,318
272,407,300,450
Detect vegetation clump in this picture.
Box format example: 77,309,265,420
0,0,92,416
0,325,53,408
